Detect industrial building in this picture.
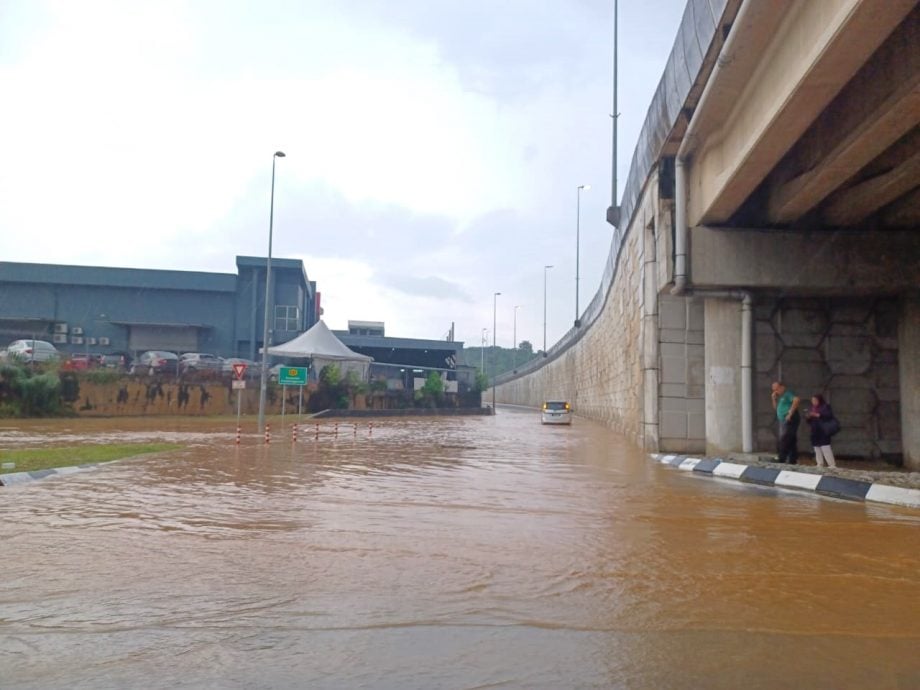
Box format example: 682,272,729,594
0,256,318,360
335,321,468,392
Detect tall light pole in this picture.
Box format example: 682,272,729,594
492,291,501,411
258,150,286,433
543,265,553,356
607,0,621,228
575,184,590,326
512,305,520,371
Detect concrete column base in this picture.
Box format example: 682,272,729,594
704,298,743,455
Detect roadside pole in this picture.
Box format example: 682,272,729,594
281,384,286,432
236,388,242,442
232,363,248,445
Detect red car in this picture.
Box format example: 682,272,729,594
62,354,104,371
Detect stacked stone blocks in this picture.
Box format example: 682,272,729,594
754,297,901,460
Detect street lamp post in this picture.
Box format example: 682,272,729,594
512,305,520,371
575,184,590,326
258,151,286,433
543,265,553,356
492,292,501,411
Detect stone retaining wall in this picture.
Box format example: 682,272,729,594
493,180,660,446
69,379,296,416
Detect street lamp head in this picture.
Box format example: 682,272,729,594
495,292,501,297
274,151,286,158
578,184,590,191
545,264,553,270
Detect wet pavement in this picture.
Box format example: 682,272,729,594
1,409,919,689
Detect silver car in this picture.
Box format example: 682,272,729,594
5,339,60,363
178,352,222,372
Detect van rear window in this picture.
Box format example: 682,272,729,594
545,402,568,411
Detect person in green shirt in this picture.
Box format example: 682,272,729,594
771,381,801,463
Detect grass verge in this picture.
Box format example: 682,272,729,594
0,443,183,473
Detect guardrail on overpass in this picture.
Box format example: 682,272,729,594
495,0,739,387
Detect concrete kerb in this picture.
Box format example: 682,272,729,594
0,460,118,487
648,454,920,509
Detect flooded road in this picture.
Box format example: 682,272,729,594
2,409,919,689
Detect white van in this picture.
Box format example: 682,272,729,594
541,400,572,425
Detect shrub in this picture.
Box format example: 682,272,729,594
415,371,445,408
308,364,349,411
16,372,63,417
82,369,122,385
0,360,67,417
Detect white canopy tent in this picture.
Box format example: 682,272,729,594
266,320,372,380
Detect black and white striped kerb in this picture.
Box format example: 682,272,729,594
651,454,920,510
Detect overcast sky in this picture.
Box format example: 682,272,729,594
0,0,684,350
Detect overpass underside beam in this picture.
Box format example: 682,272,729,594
687,0,917,227
766,9,920,226
689,226,920,294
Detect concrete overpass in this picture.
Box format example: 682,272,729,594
493,0,920,469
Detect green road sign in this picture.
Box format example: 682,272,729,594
278,366,308,386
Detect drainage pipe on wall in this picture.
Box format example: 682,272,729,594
671,0,755,452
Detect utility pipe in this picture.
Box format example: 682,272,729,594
740,292,753,453
673,157,688,293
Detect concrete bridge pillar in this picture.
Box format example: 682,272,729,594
900,291,920,470
704,298,743,456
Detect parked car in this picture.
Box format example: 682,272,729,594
268,363,287,381
61,353,105,371
130,351,179,376
5,339,60,364
178,352,223,376
221,357,261,378
541,400,572,425
101,351,132,370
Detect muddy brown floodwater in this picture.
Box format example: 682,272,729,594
1,408,919,689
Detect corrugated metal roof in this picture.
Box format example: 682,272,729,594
0,261,237,292
336,333,463,351
109,320,214,329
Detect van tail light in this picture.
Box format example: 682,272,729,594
542,403,547,410
565,403,571,410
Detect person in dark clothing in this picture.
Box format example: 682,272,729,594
771,381,800,463
805,394,837,468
